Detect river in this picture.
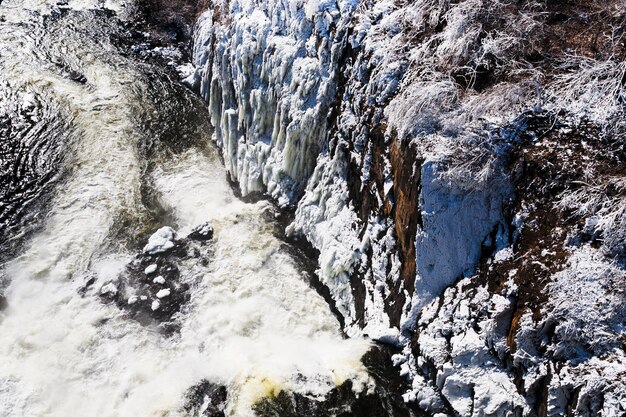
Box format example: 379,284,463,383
0,2,375,416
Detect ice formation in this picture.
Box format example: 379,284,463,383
192,0,626,415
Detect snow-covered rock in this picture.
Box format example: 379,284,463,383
156,288,171,299
143,226,177,255
188,221,214,241
99,282,118,296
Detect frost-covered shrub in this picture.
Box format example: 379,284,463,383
383,0,626,193
547,57,626,123
558,175,626,258
542,247,626,358
385,73,459,139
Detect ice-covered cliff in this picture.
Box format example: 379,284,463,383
190,0,626,415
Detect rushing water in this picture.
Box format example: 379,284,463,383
0,2,373,416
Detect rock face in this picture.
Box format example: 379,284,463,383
191,1,626,415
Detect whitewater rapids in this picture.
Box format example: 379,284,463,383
0,1,371,416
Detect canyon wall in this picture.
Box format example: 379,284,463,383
191,1,626,415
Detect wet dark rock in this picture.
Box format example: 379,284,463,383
134,0,207,40
188,221,214,241
253,381,412,417
115,1,199,70
79,274,97,295
118,255,189,325
68,70,87,84
184,380,228,417
98,224,213,330
254,345,420,417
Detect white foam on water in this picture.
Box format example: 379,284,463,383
0,144,372,417
152,149,240,230
152,149,373,415
0,3,372,416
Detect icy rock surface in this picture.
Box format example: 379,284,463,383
406,247,626,417
194,0,356,204
402,161,509,333
192,0,626,415
193,0,511,340
143,226,177,254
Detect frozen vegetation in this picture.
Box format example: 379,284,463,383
191,0,626,415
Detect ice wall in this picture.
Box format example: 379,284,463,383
193,0,356,204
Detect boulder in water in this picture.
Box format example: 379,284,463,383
184,380,228,417
143,226,177,254
188,221,214,241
